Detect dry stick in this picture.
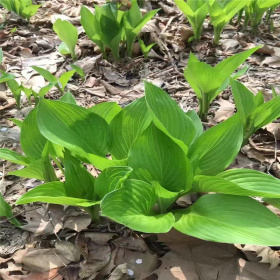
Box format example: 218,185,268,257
267,132,278,174
0,206,42,224
248,137,280,155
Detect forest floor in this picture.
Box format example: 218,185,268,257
1,0,280,279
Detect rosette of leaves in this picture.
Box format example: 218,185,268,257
0,0,40,21
80,0,158,60
2,85,280,245
174,0,208,41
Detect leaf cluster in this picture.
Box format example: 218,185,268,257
0,0,40,21
81,0,159,60
174,0,280,44
2,83,280,245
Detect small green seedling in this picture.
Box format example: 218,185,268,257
53,19,78,61
245,0,280,32
138,38,156,58
174,0,208,41
3,82,280,246
32,66,76,93
208,0,247,45
70,64,85,80
122,0,159,57
184,46,261,121
0,0,40,21
81,0,158,60
231,79,280,145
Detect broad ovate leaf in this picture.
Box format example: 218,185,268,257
144,81,196,152
174,194,280,246
37,99,109,157
16,182,99,207
21,107,47,159
53,19,78,61
109,97,151,159
188,114,243,175
194,169,280,197
128,123,193,192
64,153,95,200
89,102,122,124
101,179,174,233
152,181,179,213
0,149,32,166
9,158,48,181
95,166,132,200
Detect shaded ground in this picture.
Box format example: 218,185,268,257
1,0,280,279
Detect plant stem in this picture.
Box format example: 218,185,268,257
86,205,101,223
198,96,209,122
213,26,222,46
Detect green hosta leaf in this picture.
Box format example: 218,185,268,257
0,149,32,166
174,194,280,246
7,79,21,108
188,114,243,175
59,91,77,105
185,110,203,140
58,70,75,92
230,79,257,127
9,158,46,180
22,4,41,20
128,123,193,192
70,64,85,79
101,179,175,233
138,38,156,58
64,153,95,200
89,102,122,124
38,83,54,97
145,82,196,152
32,66,57,84
53,19,77,61
248,96,280,136
21,107,47,159
258,0,280,9
0,193,21,226
0,71,15,84
95,166,132,200
79,152,128,171
152,181,179,213
80,6,105,53
109,97,151,160
16,182,99,207
8,118,23,129
174,0,208,39
58,42,70,55
37,99,109,157
194,169,280,197
185,47,261,102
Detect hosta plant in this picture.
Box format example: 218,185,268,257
231,79,280,145
53,19,78,61
184,46,260,121
244,0,280,32
208,0,247,45
80,0,158,60
138,38,156,58
32,66,76,94
174,0,208,41
0,0,40,21
3,83,280,246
